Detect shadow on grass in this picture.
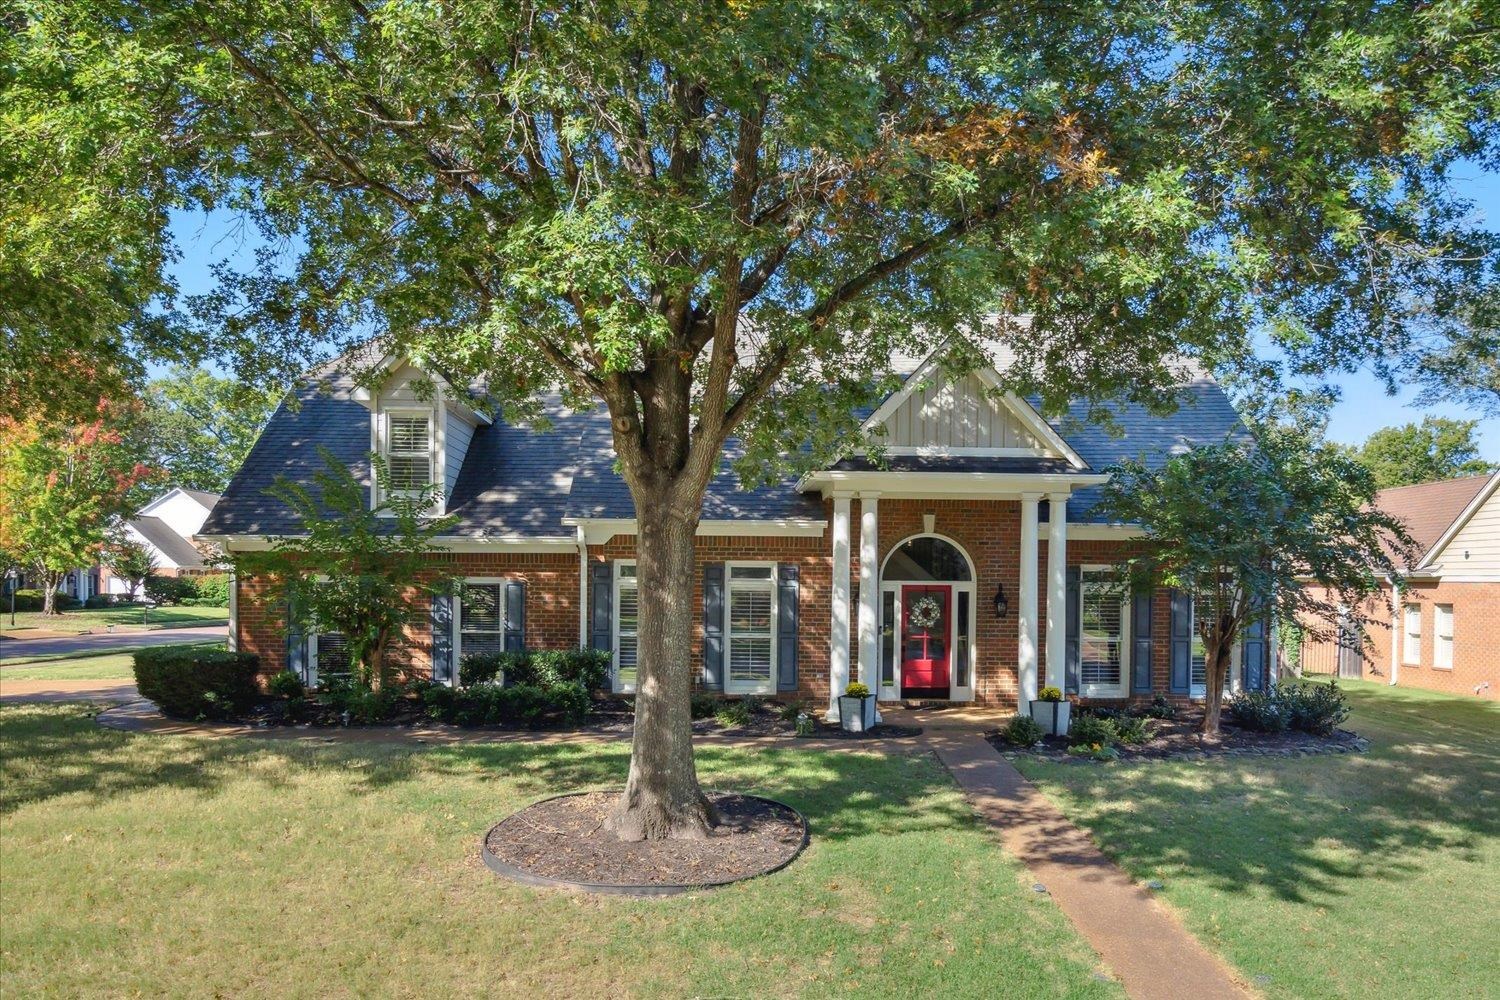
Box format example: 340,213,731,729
1017,682,1499,905
0,705,975,843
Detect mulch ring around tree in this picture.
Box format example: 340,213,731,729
482,790,809,896
987,714,1368,764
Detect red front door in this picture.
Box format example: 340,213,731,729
901,585,950,692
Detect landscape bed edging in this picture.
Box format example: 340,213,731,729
479,789,810,897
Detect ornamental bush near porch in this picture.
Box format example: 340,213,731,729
132,647,261,720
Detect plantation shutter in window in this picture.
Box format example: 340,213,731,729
1131,591,1154,693
1064,566,1081,694
1169,590,1192,694
386,414,431,491
460,584,504,659
776,564,799,693
431,592,454,684
702,564,725,690
589,562,613,652
504,581,526,652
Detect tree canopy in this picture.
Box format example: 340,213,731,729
138,367,279,493
10,0,1497,838
1347,416,1495,490
1096,413,1411,732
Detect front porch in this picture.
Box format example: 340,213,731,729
820,489,1102,720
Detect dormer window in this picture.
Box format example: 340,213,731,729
386,411,434,492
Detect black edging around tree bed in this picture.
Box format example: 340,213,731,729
480,790,810,897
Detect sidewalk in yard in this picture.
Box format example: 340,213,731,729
0,679,140,703
921,717,1253,1000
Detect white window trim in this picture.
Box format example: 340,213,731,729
1403,604,1422,666
384,407,437,492
1078,565,1130,699
612,560,638,694
452,577,513,687
725,560,778,696
1433,604,1454,670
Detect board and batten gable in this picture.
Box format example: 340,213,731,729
1426,478,1500,582
880,371,1046,454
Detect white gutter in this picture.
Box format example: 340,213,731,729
202,533,577,553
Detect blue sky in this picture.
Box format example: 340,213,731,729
165,165,1498,458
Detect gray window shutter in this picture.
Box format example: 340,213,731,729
1131,590,1154,693
1169,590,1192,694
503,580,526,652
776,563,799,693
1064,566,1081,694
589,562,613,651
702,563,725,690
1241,607,1267,692
285,591,308,684
431,592,454,684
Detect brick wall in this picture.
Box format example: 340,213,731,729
234,550,580,682
588,532,831,707
1302,580,1498,699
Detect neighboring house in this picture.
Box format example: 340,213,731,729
102,487,223,594
199,350,1277,715
1300,473,1498,699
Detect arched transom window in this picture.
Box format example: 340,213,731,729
882,535,972,582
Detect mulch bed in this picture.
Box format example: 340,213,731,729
483,790,807,892
987,713,1367,763
584,701,922,741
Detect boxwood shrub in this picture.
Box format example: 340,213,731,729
458,648,611,690
1067,714,1118,747
132,646,261,719
422,680,592,728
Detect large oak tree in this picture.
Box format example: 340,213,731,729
11,1,1497,838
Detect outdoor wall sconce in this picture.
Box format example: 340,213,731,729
992,582,1009,619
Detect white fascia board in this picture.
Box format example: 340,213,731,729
348,353,492,425
1416,473,1499,570
562,517,828,546
798,469,1108,497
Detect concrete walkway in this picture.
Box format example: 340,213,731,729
0,625,226,662
0,679,141,703
924,724,1252,1000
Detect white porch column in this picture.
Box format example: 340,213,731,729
1018,493,1041,704
1044,492,1069,690
858,494,881,718
828,494,853,720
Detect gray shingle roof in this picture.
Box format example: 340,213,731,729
128,516,208,568
203,366,1242,537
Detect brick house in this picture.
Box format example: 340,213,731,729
198,350,1275,716
1300,473,1499,700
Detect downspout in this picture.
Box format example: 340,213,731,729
1388,576,1400,687
576,525,589,649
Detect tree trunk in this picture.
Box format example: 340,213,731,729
607,497,718,841
1201,624,1235,735
39,569,62,616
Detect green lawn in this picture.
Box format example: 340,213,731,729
1,605,228,635
0,643,223,680
1,706,1120,999
1013,680,1500,1000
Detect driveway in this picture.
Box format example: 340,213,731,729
0,625,226,663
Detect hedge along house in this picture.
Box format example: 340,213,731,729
198,349,1276,718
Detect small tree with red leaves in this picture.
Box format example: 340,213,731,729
0,401,157,614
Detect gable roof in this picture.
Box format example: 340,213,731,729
1374,474,1495,567
128,515,207,568
201,356,1244,538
